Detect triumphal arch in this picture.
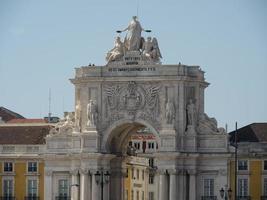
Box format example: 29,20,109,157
44,17,230,200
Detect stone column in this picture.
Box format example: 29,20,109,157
169,170,178,200
71,170,79,200
80,169,89,200
92,172,100,200
178,170,186,200
103,177,110,200
159,171,168,200
44,170,53,200
189,170,197,200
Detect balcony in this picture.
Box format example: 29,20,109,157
201,196,217,200
55,197,71,200
261,196,267,200
24,197,40,200
237,196,251,200
0,197,16,200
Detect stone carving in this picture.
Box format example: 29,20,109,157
87,100,98,127
120,16,144,51
74,101,81,130
50,113,74,135
102,82,161,130
187,99,196,127
142,37,162,62
165,100,175,124
106,37,125,63
197,113,226,134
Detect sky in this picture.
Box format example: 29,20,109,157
0,0,266,131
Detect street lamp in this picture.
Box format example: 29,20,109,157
220,187,232,200
95,170,110,200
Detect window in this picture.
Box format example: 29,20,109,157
238,178,248,196
137,169,139,180
28,162,38,172
126,169,129,178
149,175,154,184
142,170,144,180
148,142,154,149
203,179,214,196
148,192,154,200
28,179,38,197
264,178,267,196
4,162,13,172
134,142,140,150
238,160,248,171
264,160,267,171
58,179,69,197
149,158,154,168
3,179,13,197
142,191,144,200
136,191,139,200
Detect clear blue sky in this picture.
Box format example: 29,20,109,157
0,0,266,131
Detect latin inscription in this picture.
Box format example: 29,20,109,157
108,67,156,72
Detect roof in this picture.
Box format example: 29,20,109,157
0,125,52,145
229,123,267,143
0,107,24,122
7,119,47,124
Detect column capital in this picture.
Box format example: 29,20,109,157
187,169,197,175
45,169,53,176
167,169,179,175
80,168,89,175
70,169,79,176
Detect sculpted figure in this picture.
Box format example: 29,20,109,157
165,100,175,124
187,99,196,126
142,37,162,62
75,101,81,129
121,16,144,51
106,37,125,63
87,100,98,127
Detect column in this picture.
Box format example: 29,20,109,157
189,170,196,200
178,170,186,200
159,171,168,200
44,170,53,200
80,169,89,200
71,170,79,200
103,178,110,200
92,172,100,200
169,170,178,200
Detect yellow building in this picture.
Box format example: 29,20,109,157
229,123,267,200
0,120,51,200
124,156,149,200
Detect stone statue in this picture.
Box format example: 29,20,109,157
187,99,196,127
87,100,98,127
106,37,125,63
165,100,175,124
74,101,81,129
142,37,162,62
120,16,144,51
50,113,74,135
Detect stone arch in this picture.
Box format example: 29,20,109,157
101,118,161,154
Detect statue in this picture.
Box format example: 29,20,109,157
142,37,162,62
120,16,144,51
187,99,196,127
165,100,175,124
87,100,98,127
50,113,74,135
106,37,125,63
74,101,81,130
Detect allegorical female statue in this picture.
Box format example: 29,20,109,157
165,100,175,124
187,99,196,127
87,100,98,127
121,16,144,51
106,37,125,63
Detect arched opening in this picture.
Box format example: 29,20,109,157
104,120,160,200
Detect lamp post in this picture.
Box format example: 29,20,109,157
68,184,79,200
220,186,232,200
95,170,110,200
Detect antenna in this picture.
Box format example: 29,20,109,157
48,88,51,122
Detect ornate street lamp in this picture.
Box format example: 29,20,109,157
95,170,110,200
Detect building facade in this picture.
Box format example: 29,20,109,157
43,17,230,200
229,123,267,200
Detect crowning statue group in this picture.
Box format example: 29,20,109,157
106,16,162,63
